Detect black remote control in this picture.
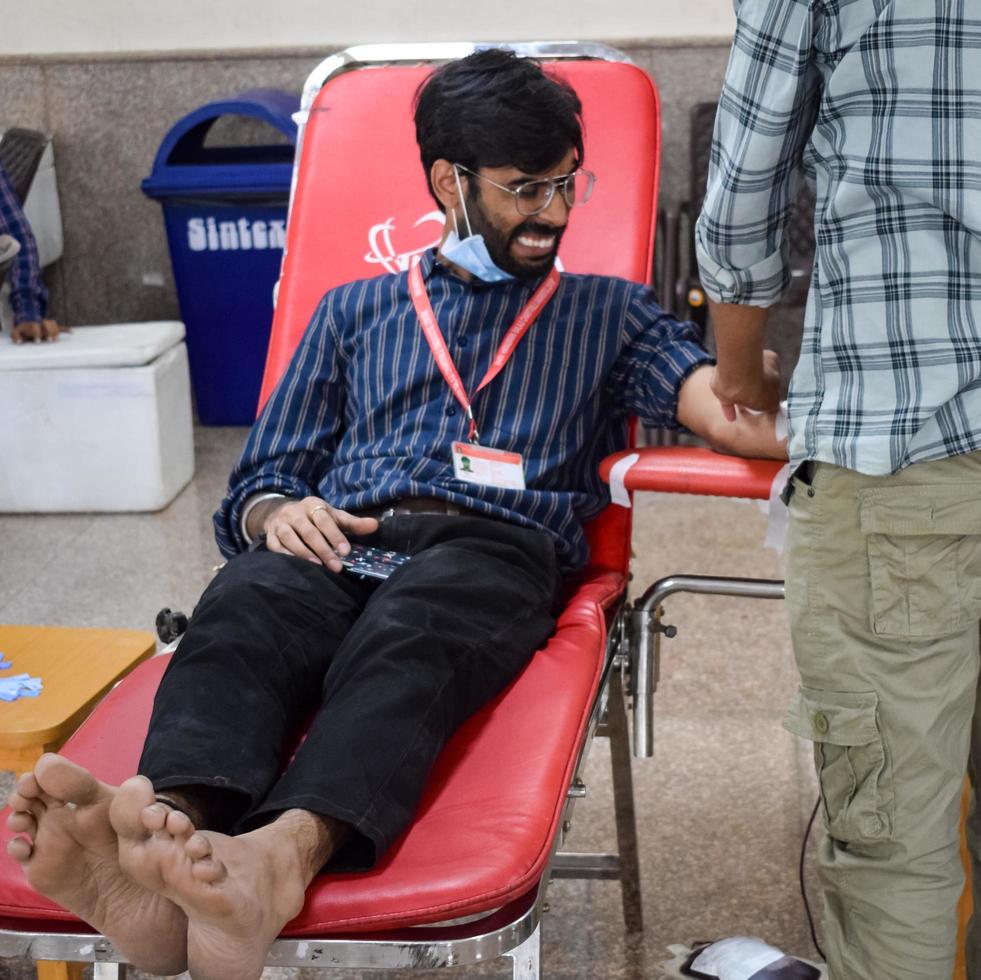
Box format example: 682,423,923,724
340,542,411,580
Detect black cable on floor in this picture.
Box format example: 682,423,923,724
800,794,825,961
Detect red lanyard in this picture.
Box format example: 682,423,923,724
409,261,560,442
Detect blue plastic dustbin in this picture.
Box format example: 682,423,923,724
142,89,299,425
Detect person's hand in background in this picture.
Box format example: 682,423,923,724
11,319,68,343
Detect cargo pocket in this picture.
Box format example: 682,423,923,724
784,687,893,843
860,485,981,638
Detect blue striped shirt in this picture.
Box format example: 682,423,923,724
0,162,47,325
214,250,710,570
695,0,981,474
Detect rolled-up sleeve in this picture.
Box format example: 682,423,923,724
607,285,713,430
213,292,347,557
695,0,822,306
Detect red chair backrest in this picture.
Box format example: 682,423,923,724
262,54,662,575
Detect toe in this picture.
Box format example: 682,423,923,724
165,809,195,839
7,810,37,836
12,772,58,812
142,803,170,833
110,776,157,840
185,833,213,861
34,754,109,807
6,837,33,863
190,856,225,883
6,791,43,817
14,772,42,800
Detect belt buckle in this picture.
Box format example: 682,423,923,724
377,500,462,519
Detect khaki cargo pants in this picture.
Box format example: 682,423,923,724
784,453,981,980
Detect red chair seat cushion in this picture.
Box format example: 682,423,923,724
0,569,623,935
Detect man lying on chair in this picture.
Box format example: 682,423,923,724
5,49,785,980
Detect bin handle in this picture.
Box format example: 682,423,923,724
151,89,299,171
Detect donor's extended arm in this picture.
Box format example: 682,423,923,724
676,363,787,460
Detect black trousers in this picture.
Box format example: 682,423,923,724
138,514,561,870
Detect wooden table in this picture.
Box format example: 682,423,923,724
0,624,155,773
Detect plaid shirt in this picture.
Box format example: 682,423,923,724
695,0,981,474
0,161,47,325
215,250,710,571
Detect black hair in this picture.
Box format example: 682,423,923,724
414,48,584,210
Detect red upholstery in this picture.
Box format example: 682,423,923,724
600,446,786,501
0,571,623,932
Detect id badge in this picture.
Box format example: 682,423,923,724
452,441,526,490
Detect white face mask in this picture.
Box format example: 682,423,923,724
439,166,516,283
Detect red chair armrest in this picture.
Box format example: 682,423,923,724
599,446,786,501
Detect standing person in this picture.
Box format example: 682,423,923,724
696,2,981,978
0,159,64,343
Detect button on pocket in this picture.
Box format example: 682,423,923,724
784,687,893,843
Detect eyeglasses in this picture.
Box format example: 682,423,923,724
455,164,596,216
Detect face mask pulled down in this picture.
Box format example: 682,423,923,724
440,166,516,283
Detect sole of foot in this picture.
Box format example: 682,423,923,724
132,817,309,980
6,754,188,976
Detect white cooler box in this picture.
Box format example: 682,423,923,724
0,321,194,512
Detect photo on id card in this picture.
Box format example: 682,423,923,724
452,441,526,490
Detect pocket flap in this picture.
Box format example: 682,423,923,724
783,687,880,745
859,485,981,536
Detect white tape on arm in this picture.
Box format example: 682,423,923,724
608,452,640,508
775,399,789,442
763,462,791,552
762,401,791,552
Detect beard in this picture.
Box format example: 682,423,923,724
466,189,566,281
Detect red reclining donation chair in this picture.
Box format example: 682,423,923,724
0,43,785,980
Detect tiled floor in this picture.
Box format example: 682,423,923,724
0,426,824,979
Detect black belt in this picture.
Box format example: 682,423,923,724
357,497,477,520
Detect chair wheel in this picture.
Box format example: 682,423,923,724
155,608,189,643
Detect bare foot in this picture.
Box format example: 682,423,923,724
117,805,334,980
186,825,312,980
5,754,188,975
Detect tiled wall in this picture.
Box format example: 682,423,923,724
0,41,732,326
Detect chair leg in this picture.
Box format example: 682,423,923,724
36,962,84,980
506,922,541,980
607,669,644,933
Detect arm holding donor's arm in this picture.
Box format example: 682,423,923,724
676,359,786,460
693,0,820,417
214,291,378,571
